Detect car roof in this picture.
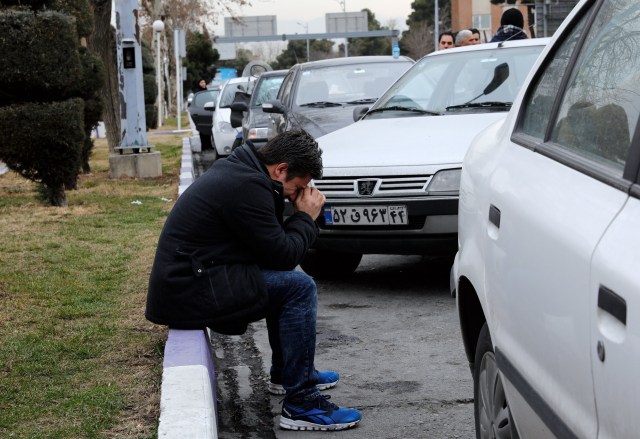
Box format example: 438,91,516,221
424,37,552,60
258,69,288,78
294,55,414,71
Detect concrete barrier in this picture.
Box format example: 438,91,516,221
157,136,218,438
158,329,218,438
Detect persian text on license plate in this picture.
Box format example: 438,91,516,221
324,205,408,226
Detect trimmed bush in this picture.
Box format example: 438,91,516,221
0,99,85,205
0,11,82,105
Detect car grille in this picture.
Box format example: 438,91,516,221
313,175,432,198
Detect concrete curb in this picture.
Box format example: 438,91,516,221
157,136,218,439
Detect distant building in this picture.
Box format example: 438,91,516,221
449,0,579,42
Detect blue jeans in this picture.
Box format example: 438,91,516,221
262,269,320,401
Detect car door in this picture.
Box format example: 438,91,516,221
590,181,640,439
269,68,296,138
583,5,640,438
484,1,637,437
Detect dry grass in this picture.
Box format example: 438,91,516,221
0,129,186,438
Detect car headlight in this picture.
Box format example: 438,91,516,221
248,127,269,139
217,121,235,134
426,169,461,195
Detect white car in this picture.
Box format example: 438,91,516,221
452,0,640,438
303,38,549,278
210,76,256,158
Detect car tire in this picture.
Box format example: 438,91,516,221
200,133,212,150
473,323,519,439
299,250,362,279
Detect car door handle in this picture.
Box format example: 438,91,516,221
598,286,626,325
489,204,501,228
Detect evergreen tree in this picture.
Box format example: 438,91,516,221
343,9,391,57
272,39,336,70
184,30,220,92
0,0,104,206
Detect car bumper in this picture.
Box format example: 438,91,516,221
312,197,459,256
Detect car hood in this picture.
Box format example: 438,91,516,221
291,106,357,138
317,112,507,170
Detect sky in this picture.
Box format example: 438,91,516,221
212,0,415,36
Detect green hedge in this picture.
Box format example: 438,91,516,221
0,11,81,105
0,99,84,192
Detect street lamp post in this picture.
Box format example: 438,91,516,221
332,0,348,57
152,19,164,128
297,21,310,62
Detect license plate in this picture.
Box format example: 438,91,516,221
324,205,408,226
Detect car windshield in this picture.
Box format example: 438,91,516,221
193,90,219,108
294,61,412,106
253,76,285,107
368,44,545,118
219,80,253,108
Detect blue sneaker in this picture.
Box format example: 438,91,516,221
280,394,362,431
268,370,339,395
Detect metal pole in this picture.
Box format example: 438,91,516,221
174,30,181,131
434,0,439,52
156,31,162,127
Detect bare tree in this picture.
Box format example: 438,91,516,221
402,21,435,61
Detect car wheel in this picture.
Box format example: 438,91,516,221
299,250,362,279
200,133,212,150
474,323,519,439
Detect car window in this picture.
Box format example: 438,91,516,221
294,62,411,106
253,76,285,107
278,71,296,107
193,90,219,108
371,45,545,116
219,80,252,108
548,0,640,174
517,23,589,139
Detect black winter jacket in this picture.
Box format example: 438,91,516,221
490,25,527,42
146,143,318,332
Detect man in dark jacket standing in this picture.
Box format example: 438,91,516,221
490,8,528,42
146,130,362,431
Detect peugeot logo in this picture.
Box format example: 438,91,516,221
357,179,378,196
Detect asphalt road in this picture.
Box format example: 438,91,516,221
211,255,475,439
194,147,475,438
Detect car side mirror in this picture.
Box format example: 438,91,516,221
204,102,215,111
483,62,509,95
262,100,286,115
353,106,369,122
230,101,249,112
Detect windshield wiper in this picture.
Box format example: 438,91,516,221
446,101,512,111
299,101,343,107
366,105,441,116
344,98,378,105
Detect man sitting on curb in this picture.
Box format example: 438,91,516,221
146,130,362,431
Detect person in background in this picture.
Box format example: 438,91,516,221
455,29,479,46
470,28,482,44
193,78,208,93
146,130,362,432
490,8,528,42
438,31,455,50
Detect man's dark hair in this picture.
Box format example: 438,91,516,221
256,130,323,180
470,28,480,36
439,31,455,43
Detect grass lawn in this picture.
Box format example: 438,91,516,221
0,125,186,438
